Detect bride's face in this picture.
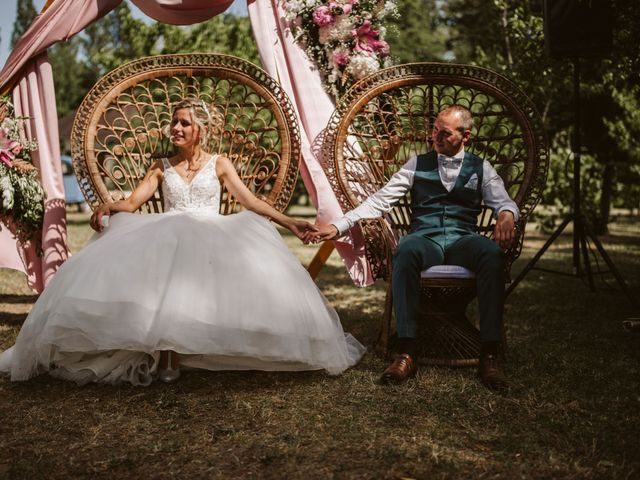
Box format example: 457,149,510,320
170,108,201,148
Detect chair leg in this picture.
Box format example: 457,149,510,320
375,282,393,358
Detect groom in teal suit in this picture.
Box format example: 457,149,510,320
313,105,518,389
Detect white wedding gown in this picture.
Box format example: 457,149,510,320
0,155,365,386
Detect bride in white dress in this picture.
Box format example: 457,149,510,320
0,98,365,386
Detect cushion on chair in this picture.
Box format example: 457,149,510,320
420,265,475,279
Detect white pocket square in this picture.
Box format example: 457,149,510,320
463,173,478,190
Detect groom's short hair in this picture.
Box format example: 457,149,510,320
440,105,473,132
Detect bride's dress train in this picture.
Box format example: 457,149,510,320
0,155,365,385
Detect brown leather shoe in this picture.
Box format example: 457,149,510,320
380,353,417,384
478,354,507,390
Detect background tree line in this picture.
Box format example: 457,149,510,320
387,0,640,233
7,0,640,232
10,1,260,119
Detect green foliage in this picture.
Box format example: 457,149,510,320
435,0,640,230
0,162,46,242
49,4,260,120
11,0,38,48
48,38,90,117
0,97,46,244
386,0,449,63
158,14,260,64
81,3,163,77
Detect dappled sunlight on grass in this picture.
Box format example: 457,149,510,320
0,210,638,478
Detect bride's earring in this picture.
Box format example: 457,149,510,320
158,351,181,383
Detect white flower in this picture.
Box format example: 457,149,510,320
377,1,398,19
0,175,14,210
318,14,354,44
346,53,380,80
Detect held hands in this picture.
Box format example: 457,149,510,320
287,218,320,243
302,224,338,245
90,203,111,232
493,210,516,250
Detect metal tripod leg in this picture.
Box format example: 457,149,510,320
583,222,640,309
505,214,573,297
577,215,596,291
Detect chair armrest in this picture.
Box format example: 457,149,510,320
358,218,398,282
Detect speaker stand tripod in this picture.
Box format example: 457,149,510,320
505,59,639,310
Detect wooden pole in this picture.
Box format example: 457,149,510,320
306,241,335,280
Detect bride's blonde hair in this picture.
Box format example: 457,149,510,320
167,97,224,147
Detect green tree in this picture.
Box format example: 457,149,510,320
48,38,88,118
386,0,449,63
436,0,640,232
158,15,260,65
11,0,38,48
81,2,162,77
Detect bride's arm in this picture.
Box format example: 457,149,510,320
216,155,317,241
90,161,163,231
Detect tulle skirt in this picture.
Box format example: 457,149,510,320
0,210,365,386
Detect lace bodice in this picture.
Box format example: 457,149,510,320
161,155,220,213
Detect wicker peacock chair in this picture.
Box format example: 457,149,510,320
71,54,301,215
322,63,549,366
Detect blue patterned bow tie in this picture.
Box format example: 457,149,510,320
438,154,462,167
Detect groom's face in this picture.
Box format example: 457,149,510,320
431,111,470,157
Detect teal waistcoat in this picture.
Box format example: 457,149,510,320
409,150,484,247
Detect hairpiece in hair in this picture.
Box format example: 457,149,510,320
199,100,211,119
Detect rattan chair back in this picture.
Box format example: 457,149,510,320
71,54,301,214
323,63,549,280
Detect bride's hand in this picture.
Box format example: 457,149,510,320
288,219,319,243
90,203,111,232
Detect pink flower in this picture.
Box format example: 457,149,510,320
374,39,390,56
0,149,15,167
331,48,351,66
313,6,335,27
353,20,390,56
0,129,18,167
346,0,360,12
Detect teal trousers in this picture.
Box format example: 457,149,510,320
391,232,505,343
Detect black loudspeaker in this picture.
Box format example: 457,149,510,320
543,0,613,57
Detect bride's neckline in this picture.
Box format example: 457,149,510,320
168,154,214,186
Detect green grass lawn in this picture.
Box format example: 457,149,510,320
0,209,639,479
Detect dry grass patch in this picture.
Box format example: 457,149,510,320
0,210,639,479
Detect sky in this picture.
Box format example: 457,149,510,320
0,0,248,69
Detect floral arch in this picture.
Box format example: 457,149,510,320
0,0,396,292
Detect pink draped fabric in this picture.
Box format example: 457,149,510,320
0,0,123,292
248,0,373,286
131,0,234,25
0,0,373,291
0,55,68,291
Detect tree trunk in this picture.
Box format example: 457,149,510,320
596,162,615,234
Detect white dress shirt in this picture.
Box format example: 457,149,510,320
333,148,519,235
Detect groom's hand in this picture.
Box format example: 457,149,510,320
313,224,338,242
493,210,515,250
289,219,319,243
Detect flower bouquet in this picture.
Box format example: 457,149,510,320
0,96,46,244
283,0,398,98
